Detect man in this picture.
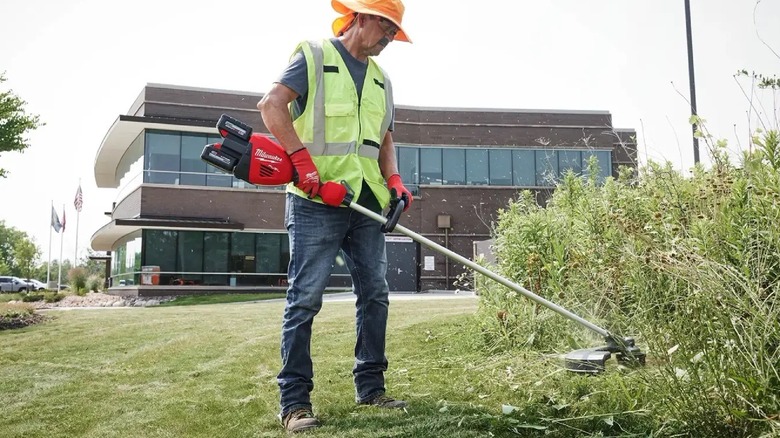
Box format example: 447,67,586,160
257,0,413,433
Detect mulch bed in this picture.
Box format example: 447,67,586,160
0,313,48,331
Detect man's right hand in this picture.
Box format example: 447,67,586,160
288,147,320,198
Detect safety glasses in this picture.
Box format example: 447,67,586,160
376,17,399,38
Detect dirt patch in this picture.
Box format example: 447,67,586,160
0,313,48,330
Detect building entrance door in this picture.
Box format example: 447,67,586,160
385,237,418,292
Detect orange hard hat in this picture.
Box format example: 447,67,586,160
331,0,411,43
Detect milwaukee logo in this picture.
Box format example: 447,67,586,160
254,149,283,163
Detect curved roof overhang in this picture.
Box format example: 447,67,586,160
94,116,216,188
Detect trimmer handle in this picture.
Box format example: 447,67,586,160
381,192,408,233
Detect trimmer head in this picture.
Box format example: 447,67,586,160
564,336,646,374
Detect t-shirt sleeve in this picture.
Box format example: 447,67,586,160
275,51,308,118
276,51,308,96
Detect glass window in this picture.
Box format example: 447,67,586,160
181,134,208,186
117,132,144,189
145,132,180,184
256,234,282,274
206,135,232,187
143,230,178,286
442,148,465,185
582,150,612,183
512,150,535,186
397,147,419,186
535,150,559,186
111,232,141,287
420,148,442,185
177,231,204,284
558,149,582,177
489,149,512,185
204,232,229,285
230,233,256,279
466,149,489,185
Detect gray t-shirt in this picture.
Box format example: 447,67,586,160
276,38,392,212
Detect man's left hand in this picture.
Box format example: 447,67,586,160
387,174,412,212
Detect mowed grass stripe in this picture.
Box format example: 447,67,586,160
1,298,488,438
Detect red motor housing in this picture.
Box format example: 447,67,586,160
234,133,294,186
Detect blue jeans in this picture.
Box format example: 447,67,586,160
278,193,390,416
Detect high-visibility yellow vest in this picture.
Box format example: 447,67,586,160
287,39,394,208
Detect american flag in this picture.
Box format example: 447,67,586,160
74,185,83,212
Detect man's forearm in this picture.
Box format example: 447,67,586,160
258,93,305,155
379,131,399,180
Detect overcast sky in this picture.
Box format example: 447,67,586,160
1,0,778,270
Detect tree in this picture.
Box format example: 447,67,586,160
33,259,73,284
0,72,43,178
14,238,39,280
0,221,40,277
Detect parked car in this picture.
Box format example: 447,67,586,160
0,276,29,293
22,278,47,291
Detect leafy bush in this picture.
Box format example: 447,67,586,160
21,293,44,302
43,292,66,303
478,133,780,436
86,275,103,293
0,302,34,318
68,267,88,295
0,301,44,330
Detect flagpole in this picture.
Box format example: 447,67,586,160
74,178,81,266
47,200,53,286
58,203,64,291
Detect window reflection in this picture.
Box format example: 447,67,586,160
443,148,465,184
489,149,512,185
181,134,208,186
512,150,535,186
466,149,489,185
139,128,613,192
420,148,442,184
111,230,296,288
111,232,141,286
397,145,611,188
535,150,559,187
145,132,180,184
558,149,582,176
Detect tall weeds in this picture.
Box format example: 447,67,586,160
476,135,780,436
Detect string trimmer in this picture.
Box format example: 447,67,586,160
201,114,647,373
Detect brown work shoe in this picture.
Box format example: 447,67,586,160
359,393,408,409
282,408,321,433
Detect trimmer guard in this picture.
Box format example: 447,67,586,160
564,349,612,374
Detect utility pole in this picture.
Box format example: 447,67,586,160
684,0,700,164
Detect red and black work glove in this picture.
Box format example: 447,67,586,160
387,173,413,212
288,147,320,198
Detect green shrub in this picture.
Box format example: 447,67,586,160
21,293,44,302
43,292,66,303
0,293,24,303
68,267,88,295
0,302,34,318
86,275,103,293
477,132,780,436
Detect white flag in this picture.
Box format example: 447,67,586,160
51,206,62,233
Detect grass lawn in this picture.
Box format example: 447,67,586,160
0,297,548,437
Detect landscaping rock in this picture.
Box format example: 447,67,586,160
27,292,174,309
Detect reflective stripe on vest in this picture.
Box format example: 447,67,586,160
288,39,394,207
